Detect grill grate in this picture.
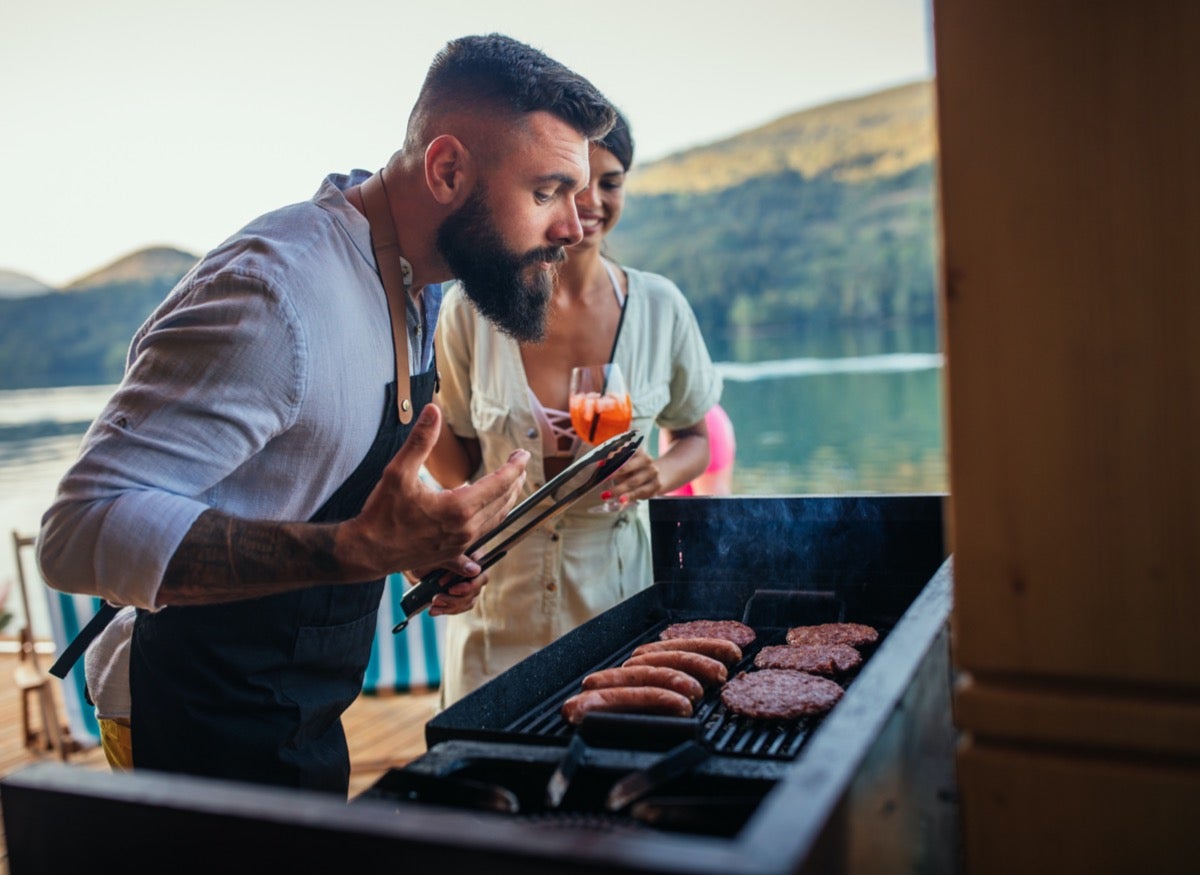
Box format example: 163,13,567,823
698,698,816,759
504,623,845,762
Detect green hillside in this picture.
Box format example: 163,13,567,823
612,80,938,348
627,80,934,194
0,276,180,389
611,162,937,345
0,247,198,389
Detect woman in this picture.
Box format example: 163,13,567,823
427,110,723,706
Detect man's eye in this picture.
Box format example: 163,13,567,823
534,191,553,204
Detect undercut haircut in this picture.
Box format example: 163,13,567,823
406,33,616,151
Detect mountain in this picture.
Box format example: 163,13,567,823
0,80,938,390
0,270,56,299
628,80,934,195
0,247,199,389
610,79,938,345
65,246,200,292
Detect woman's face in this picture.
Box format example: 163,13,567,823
573,144,626,250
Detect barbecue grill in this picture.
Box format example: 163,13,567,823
1,494,957,874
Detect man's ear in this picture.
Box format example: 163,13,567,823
425,135,471,206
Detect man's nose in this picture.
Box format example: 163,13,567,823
554,202,584,247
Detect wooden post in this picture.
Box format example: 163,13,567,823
934,1,1200,871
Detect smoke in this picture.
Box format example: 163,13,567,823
656,496,904,624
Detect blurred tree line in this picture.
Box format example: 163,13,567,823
0,280,170,389
0,161,937,390
609,162,938,348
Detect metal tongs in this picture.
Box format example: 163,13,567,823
393,430,643,632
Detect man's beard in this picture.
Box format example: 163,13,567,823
436,184,563,342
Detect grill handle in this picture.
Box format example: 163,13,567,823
741,588,844,627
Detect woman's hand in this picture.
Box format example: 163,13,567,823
404,553,489,617
428,570,487,616
597,448,662,504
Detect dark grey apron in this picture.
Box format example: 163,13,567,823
129,370,435,794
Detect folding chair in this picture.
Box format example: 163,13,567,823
11,530,79,759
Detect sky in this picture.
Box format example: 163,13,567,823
1,0,933,288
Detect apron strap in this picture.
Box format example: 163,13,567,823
351,171,414,424
48,601,119,679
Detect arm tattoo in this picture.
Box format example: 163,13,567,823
159,509,344,605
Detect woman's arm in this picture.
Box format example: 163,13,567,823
424,419,482,488
603,418,710,502
655,420,712,493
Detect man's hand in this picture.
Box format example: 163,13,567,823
339,403,529,581
158,404,527,606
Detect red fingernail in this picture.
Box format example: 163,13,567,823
618,494,629,505
600,490,612,500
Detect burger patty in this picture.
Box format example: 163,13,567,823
752,643,863,676
785,622,879,649
720,670,844,720
661,619,756,648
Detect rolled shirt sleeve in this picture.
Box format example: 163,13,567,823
37,268,304,609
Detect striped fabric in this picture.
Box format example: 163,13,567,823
364,574,445,694
43,590,103,745
44,573,441,748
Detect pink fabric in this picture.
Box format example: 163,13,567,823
660,404,736,496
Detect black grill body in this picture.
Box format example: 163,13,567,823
1,495,958,874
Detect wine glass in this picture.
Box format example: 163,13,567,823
569,363,634,512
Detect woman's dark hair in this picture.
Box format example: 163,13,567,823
599,108,635,171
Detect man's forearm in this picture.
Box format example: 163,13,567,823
158,509,348,605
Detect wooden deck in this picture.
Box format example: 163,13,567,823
0,648,439,874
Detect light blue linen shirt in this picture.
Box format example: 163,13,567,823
38,172,440,610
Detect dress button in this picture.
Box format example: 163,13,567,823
526,428,537,438
546,581,557,592
550,533,560,542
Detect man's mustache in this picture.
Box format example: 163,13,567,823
521,247,566,267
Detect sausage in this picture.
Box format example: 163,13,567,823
631,636,743,666
623,650,728,688
581,665,704,703
561,686,694,725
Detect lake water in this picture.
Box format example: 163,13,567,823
0,324,946,635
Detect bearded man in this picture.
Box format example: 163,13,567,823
37,33,614,795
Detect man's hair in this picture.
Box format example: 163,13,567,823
406,33,616,151
598,107,635,172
